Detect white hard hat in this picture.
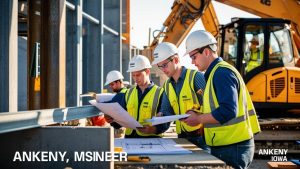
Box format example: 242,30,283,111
152,42,178,65
127,55,152,72
104,70,124,86
185,30,217,55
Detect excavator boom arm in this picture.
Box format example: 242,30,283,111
145,0,300,61
144,0,211,61
200,2,219,37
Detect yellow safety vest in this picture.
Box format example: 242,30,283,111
246,50,263,72
203,61,261,146
164,69,202,134
125,85,163,137
119,88,127,94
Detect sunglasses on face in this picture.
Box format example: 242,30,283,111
157,57,174,69
189,47,207,60
189,52,198,60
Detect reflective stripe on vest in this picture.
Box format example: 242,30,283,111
164,69,202,134
205,109,255,128
203,61,261,146
125,85,163,137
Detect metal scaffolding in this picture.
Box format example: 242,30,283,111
0,0,128,112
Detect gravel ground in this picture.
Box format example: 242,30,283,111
249,159,270,169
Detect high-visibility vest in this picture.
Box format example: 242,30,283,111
246,50,263,72
203,61,261,146
250,50,262,61
164,69,203,134
125,85,163,137
119,87,127,93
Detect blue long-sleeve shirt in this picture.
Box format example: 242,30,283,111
108,81,169,137
159,66,206,116
204,57,240,124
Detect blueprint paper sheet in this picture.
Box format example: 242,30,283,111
144,114,190,125
115,138,192,155
89,100,142,129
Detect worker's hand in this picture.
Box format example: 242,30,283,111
137,125,157,134
182,110,201,126
104,114,114,123
156,112,163,117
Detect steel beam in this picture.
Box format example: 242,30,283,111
76,0,83,106
0,0,18,113
28,0,42,110
82,0,103,103
66,1,75,10
0,0,10,112
18,37,28,111
103,0,122,92
66,0,77,107
100,0,104,93
122,0,130,82
0,105,101,134
103,24,119,36
66,0,83,107
40,0,66,109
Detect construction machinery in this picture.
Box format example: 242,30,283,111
143,0,300,155
144,0,300,112
220,18,300,110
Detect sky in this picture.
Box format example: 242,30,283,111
130,0,259,69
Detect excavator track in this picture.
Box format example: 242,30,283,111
255,117,300,155
164,117,300,155
255,130,300,154
259,118,300,130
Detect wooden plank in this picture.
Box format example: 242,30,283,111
268,162,299,169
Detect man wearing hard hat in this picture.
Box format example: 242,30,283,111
89,70,128,128
152,42,209,151
105,55,169,138
182,30,260,169
93,70,127,137
105,70,127,93
246,36,263,72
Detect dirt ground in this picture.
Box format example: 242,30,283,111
249,159,270,169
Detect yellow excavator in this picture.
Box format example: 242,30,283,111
144,0,300,112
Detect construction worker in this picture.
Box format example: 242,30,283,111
183,30,261,169
152,42,209,151
105,55,168,138
89,70,127,127
104,70,127,93
246,36,263,72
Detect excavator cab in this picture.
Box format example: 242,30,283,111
219,18,300,110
